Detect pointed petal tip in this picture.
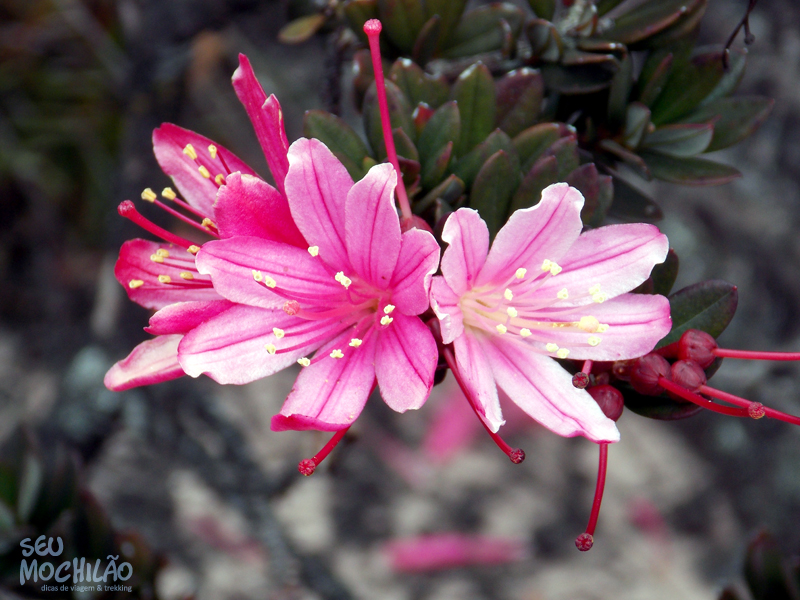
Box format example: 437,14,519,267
270,414,352,432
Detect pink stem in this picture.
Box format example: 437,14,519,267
153,200,218,237
118,201,193,249
585,442,608,536
657,377,748,417
699,385,800,426
582,360,593,375
298,427,351,476
715,348,800,361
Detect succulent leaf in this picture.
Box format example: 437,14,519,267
364,80,415,160
417,101,460,164
526,0,555,20
470,150,520,238
378,0,429,53
495,68,544,137
452,129,515,188
509,154,558,213
451,62,496,156
656,279,738,348
600,0,704,45
304,110,372,180
441,4,524,59
682,96,774,152
605,176,663,223
513,122,569,171
641,122,714,157
639,150,741,185
389,59,449,108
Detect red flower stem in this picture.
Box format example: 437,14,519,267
298,427,351,476
582,360,593,375
699,385,800,426
585,442,608,537
442,346,525,464
657,377,749,417
118,201,193,249
715,348,800,361
363,19,412,223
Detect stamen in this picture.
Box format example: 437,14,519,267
180,272,194,280
188,245,200,254
208,144,218,159
575,442,608,552
588,336,601,346
557,288,569,300
297,357,311,367
265,344,277,355
506,307,518,318
557,348,570,359
504,289,513,300
150,254,164,263
597,324,609,333
117,201,193,249
162,187,177,200
158,275,171,284
496,324,508,334
541,259,553,272
383,304,396,314
298,427,351,476
264,275,277,288
330,349,344,359
252,270,263,282
515,268,527,279
215,174,225,185
335,272,352,288
273,328,286,339
381,315,394,326
308,246,319,256
141,188,157,202
128,279,144,289
349,338,363,347
363,19,412,223
545,343,559,353
183,144,197,160
198,166,211,178
201,217,217,231
520,328,531,337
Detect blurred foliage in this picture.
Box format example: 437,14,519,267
719,531,800,600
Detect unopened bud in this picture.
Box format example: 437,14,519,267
670,360,707,392
587,385,624,421
678,329,718,369
630,354,671,396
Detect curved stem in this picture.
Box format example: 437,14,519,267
657,377,748,417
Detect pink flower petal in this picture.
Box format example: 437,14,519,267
534,293,671,361
145,299,234,335
178,304,344,384
196,237,345,309
214,173,305,246
104,334,185,391
429,276,464,345
385,534,527,573
483,335,620,443
422,381,481,464
115,239,221,310
344,163,401,290
271,324,377,431
390,228,441,316
440,208,489,295
375,313,437,412
232,54,290,195
153,123,256,217
535,223,669,306
476,183,584,287
453,329,504,432
285,138,354,270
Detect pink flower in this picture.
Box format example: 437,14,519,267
384,533,527,573
182,138,440,431
430,183,671,443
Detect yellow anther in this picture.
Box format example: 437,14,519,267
504,288,513,301
549,262,562,276
183,144,197,160
273,328,285,339
592,292,607,304
198,165,211,179
588,284,601,295
201,218,216,229
156,248,170,257
215,174,225,185
252,270,263,282
578,316,600,333
546,343,559,353
541,259,553,272
330,349,344,359
335,272,352,288
515,268,527,279
162,187,177,200
158,275,171,284
265,344,277,355
597,324,610,333
556,348,570,359
496,324,508,334
557,288,569,300
520,328,532,337
128,279,144,289
180,272,194,280
588,335,601,346
380,315,393,326
297,357,311,367
507,307,518,318
208,144,218,159
308,246,319,257
349,338,362,347
141,188,157,202
383,304,395,314
150,254,164,263
263,275,277,288
188,245,200,254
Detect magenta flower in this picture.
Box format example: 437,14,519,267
182,138,440,432
430,183,671,443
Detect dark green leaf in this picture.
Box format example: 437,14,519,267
16,453,42,522
600,0,704,45
600,139,651,179
495,68,544,138
470,150,520,238
378,0,429,53
651,249,679,296
683,96,774,152
607,52,633,127
606,176,663,222
527,0,555,20
353,49,391,109
392,127,419,162
452,129,515,188
643,0,707,48
304,110,372,180
622,385,703,420
451,63,496,156
390,59,449,109
540,62,618,94
278,13,327,44
441,4,524,58
343,0,379,43
415,174,465,214
364,80,415,160
656,280,738,348
639,150,741,185
564,163,608,225
412,15,442,65
595,0,626,16
509,154,558,212
700,47,746,106
546,135,579,179
642,123,714,156
745,531,800,600
423,0,468,46
527,19,562,61
624,102,652,149
513,122,570,172
637,51,674,107
417,101,460,164
421,141,453,189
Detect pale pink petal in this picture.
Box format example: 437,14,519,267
535,223,669,306
375,313,437,412
390,228,441,316
345,163,401,289
153,123,256,217
440,208,489,295
196,237,345,309
385,534,527,573
145,300,234,335
285,138,354,270
453,329,504,432
115,239,220,310
214,173,305,246
271,324,377,431
178,304,345,384
104,334,185,391
232,54,290,195
476,183,584,287
484,335,620,443
532,294,671,361
430,276,464,345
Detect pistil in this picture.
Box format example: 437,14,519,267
298,427,351,475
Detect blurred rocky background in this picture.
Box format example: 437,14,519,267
0,0,799,598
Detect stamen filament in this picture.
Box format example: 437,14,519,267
298,427,351,476
152,199,218,237
118,201,193,249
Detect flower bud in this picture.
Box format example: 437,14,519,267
670,360,707,392
677,329,717,369
629,354,671,396
587,385,624,421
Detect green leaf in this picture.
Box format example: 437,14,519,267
606,176,663,222
642,123,714,156
600,139,651,179
278,13,327,44
540,63,618,95
656,280,738,348
452,129,515,188
622,385,703,420
495,68,544,138
651,249,679,296
700,47,746,106
564,163,608,225
364,80,415,160
607,52,633,127
352,49,391,109
643,0,707,48
421,141,453,189
744,531,800,600
304,110,372,180
527,0,555,20
639,150,741,185
595,0,626,16
390,59,449,109
392,127,419,161
509,154,558,212
415,174,465,214
682,96,774,152
527,19,562,62
378,0,429,53
637,51,674,107
470,150,520,238
412,15,442,65
513,122,569,172
16,453,42,522
417,101,460,164
423,0,468,46
623,102,652,149
343,0,379,43
441,4,524,58
451,63,496,156
600,0,704,45
547,135,579,179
